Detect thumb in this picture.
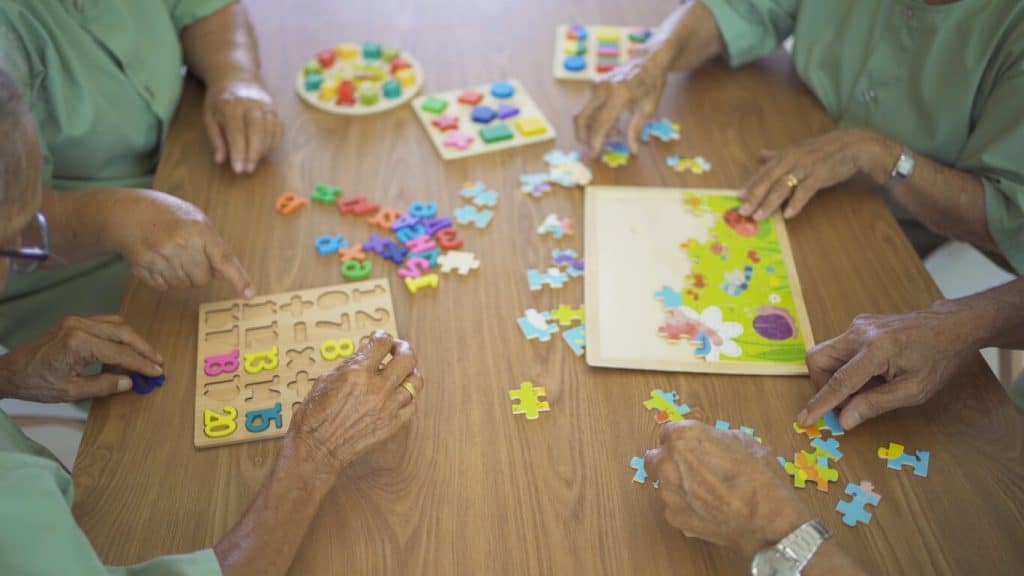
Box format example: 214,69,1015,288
69,373,133,400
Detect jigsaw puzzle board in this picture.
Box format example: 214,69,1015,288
194,279,398,448
585,186,814,375
553,24,651,81
410,79,556,160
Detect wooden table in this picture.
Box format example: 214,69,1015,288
72,1,1024,573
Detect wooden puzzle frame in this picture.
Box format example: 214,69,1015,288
552,25,649,81
410,79,556,160
584,186,814,376
194,279,398,448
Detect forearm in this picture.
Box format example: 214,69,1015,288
39,187,133,266
181,2,262,88
933,278,1024,351
214,435,339,576
860,131,996,252
649,1,725,74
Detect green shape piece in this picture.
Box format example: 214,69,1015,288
382,79,401,99
304,73,323,92
381,47,400,62
303,60,322,75
312,183,342,203
420,96,448,114
358,84,379,106
363,42,382,60
479,123,514,144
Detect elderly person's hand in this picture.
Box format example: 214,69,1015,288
798,308,975,431
203,80,283,175
103,189,253,298
738,128,895,220
0,316,163,402
290,331,423,471
644,421,810,558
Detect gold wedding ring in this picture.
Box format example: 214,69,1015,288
402,381,417,399
785,174,799,189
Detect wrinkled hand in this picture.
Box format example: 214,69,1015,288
0,316,163,402
799,308,974,431
203,80,283,174
574,41,671,156
645,421,810,559
109,189,252,297
739,128,892,221
291,331,423,472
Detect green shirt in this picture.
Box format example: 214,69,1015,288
703,0,1024,273
0,0,233,347
0,410,222,575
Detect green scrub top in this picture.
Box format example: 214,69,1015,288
0,0,233,347
702,0,1024,274
0,410,222,574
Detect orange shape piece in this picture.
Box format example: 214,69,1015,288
368,208,402,229
275,193,307,215
338,245,367,262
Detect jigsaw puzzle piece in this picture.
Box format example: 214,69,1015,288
437,250,480,275
519,172,552,197
643,389,690,423
822,410,845,436
629,456,659,487
509,381,550,420
809,437,843,461
836,481,881,527
454,204,494,228
517,308,559,342
527,267,570,291
549,304,585,326
793,419,826,439
714,420,762,443
655,286,683,308
561,325,585,357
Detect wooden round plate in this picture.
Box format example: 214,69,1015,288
295,43,425,116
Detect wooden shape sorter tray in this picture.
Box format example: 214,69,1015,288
411,79,556,160
585,186,814,376
295,41,424,116
553,24,651,81
194,279,398,448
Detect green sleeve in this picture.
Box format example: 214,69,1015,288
957,48,1024,274
0,21,54,189
0,453,222,576
699,0,799,67
162,0,238,33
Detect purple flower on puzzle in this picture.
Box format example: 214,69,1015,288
641,117,681,143
537,213,574,239
520,173,552,197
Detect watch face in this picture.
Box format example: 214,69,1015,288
752,549,799,576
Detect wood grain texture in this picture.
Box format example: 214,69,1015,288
71,1,1024,574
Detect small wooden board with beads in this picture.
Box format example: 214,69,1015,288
295,41,424,116
553,24,651,81
411,79,556,160
194,279,398,448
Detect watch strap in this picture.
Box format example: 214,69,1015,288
884,146,915,190
777,520,831,573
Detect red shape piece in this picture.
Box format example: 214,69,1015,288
317,49,336,68
596,62,616,74
337,196,379,216
390,57,411,74
337,80,356,106
431,114,459,132
457,90,484,105
436,228,463,250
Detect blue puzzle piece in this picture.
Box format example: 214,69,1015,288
715,420,759,441
887,451,930,477
811,437,843,461
566,266,584,279
836,482,881,527
516,310,559,342
630,456,649,483
640,117,680,142
546,168,578,188
519,172,551,197
655,286,683,308
543,149,580,166
460,182,499,207
454,205,494,228
131,372,165,395
552,249,578,264
823,410,845,436
526,268,570,291
693,331,712,357
562,324,586,357
315,234,348,256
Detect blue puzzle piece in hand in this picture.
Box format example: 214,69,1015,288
629,456,658,487
655,286,683,308
823,410,845,436
454,205,494,228
562,324,585,356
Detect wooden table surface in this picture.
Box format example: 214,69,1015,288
72,1,1024,574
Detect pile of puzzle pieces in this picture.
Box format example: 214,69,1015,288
519,149,593,198
277,182,486,295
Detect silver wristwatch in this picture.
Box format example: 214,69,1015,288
751,520,831,575
883,145,915,190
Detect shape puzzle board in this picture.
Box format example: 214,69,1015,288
295,42,424,116
194,279,398,448
552,25,651,81
410,79,556,160
584,186,814,375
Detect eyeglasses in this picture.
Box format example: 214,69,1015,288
1,212,49,273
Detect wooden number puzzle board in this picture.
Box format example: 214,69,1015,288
585,186,814,376
410,78,556,160
194,279,398,448
552,24,650,81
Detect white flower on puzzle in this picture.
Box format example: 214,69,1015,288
694,306,744,361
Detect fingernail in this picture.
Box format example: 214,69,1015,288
117,377,132,393
233,161,243,173
844,409,862,429
243,287,255,299
152,364,164,374
783,208,794,219
797,409,809,425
